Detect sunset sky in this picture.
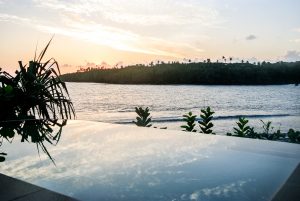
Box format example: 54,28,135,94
0,0,300,74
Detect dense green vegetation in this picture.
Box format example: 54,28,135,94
61,61,300,85
0,39,75,163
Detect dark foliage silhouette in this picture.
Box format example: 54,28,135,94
227,117,251,137
181,112,197,132
0,39,75,163
198,107,215,134
0,39,75,122
0,119,67,163
287,129,300,143
133,107,152,127
132,106,300,143
61,61,300,85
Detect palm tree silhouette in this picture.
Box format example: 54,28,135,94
222,56,226,63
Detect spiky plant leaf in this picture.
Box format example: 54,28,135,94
0,39,75,164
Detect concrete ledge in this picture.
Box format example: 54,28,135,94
0,173,78,201
272,163,300,201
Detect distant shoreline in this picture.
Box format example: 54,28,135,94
65,81,298,86
60,61,300,85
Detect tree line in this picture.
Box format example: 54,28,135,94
60,61,300,85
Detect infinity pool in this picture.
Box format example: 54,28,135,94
1,120,299,201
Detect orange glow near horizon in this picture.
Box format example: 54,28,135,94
0,0,300,74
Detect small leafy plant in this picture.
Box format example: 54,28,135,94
272,129,283,141
181,112,197,132
260,120,282,140
198,107,215,134
133,107,152,127
261,120,273,135
287,129,300,143
131,105,300,144
246,126,260,139
228,117,250,137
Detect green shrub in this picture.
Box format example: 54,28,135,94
261,120,273,135
181,112,197,132
246,127,260,138
228,117,250,137
198,107,215,134
272,129,283,141
133,107,152,127
259,120,283,140
287,129,300,143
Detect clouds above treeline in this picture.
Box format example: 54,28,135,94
28,0,221,57
0,0,300,72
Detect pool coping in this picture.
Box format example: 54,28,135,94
0,173,78,201
271,163,300,201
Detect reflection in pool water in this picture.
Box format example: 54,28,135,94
0,119,67,163
1,121,299,201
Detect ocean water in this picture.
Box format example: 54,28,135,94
66,82,300,134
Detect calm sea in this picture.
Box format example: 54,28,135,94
66,82,300,134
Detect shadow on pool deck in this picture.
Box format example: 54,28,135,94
0,173,78,201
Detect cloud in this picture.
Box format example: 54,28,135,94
0,13,32,24
1,0,226,59
289,39,300,43
290,28,300,43
36,22,204,58
245,34,257,40
29,0,223,57
284,50,300,61
33,0,222,27
1,0,212,58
